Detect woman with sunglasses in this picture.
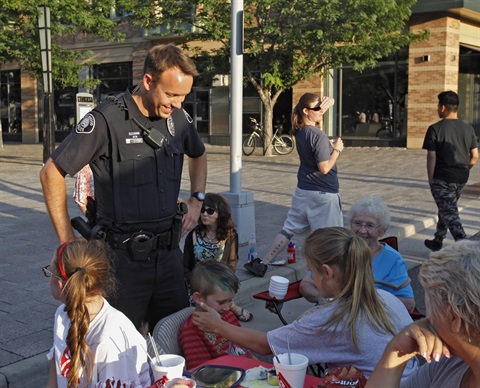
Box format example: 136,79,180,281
44,239,150,388
184,193,253,322
245,93,344,277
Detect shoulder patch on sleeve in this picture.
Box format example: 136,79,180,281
183,109,194,124
75,113,95,134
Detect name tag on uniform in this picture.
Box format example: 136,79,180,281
126,138,144,144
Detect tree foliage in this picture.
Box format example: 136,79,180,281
123,0,426,153
0,0,124,88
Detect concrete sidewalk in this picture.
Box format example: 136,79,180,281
1,143,480,387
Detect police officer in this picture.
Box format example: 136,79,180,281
40,44,207,331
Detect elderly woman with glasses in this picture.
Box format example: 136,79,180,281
183,193,253,322
300,195,415,311
347,195,415,311
367,240,480,388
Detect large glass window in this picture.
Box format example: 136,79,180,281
0,70,21,134
338,50,408,140
458,46,480,137
54,62,132,132
92,62,132,103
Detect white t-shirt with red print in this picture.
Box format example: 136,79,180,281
47,298,151,388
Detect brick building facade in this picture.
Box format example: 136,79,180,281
1,2,479,148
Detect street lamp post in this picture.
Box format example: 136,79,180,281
38,5,55,163
221,0,256,244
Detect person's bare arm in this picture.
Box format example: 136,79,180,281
46,358,58,388
40,158,75,243
366,319,450,387
426,151,436,182
182,152,207,235
469,147,478,169
192,302,271,355
299,275,321,304
398,297,416,312
318,137,344,175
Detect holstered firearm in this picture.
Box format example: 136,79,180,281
85,196,97,227
71,216,106,241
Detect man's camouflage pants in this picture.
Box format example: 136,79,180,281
429,178,467,241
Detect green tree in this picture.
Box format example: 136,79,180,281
123,0,426,154
0,0,124,89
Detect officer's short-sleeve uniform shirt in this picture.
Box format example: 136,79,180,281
51,86,205,230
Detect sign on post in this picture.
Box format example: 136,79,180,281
76,93,94,124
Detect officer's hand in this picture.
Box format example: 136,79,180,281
181,198,202,235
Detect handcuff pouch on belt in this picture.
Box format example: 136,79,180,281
127,231,155,262
126,202,188,261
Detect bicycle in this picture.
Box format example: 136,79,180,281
242,117,295,156
376,117,403,139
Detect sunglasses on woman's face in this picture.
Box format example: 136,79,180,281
306,106,322,111
201,206,216,215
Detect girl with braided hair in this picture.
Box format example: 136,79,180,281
45,239,150,387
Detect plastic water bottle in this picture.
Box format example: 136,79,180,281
287,241,296,264
247,233,257,263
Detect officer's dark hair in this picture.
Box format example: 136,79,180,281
143,44,199,81
438,91,459,113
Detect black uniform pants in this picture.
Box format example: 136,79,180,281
109,245,189,331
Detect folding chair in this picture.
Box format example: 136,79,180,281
149,306,195,356
379,236,398,250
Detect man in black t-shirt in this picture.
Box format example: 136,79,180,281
422,91,478,251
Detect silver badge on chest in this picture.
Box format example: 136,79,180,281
167,116,175,137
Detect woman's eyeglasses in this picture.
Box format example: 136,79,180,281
351,221,381,232
201,206,217,215
306,106,322,111
42,265,63,281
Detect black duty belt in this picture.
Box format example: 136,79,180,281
107,230,172,251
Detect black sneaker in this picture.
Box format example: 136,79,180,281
244,258,267,277
424,239,442,252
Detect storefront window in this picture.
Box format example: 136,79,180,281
92,62,132,103
339,50,408,139
0,70,21,134
54,62,132,133
458,46,480,137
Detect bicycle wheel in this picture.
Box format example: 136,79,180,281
242,134,257,156
273,134,294,155
376,127,391,139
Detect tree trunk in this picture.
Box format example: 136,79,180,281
262,107,274,156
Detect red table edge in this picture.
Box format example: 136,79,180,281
193,354,322,388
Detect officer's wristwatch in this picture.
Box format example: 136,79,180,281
191,192,205,202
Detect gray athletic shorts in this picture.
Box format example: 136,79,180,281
281,187,343,236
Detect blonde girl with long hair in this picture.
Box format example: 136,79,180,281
45,239,150,388
192,227,418,379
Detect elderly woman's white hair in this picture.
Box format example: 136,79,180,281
420,240,480,343
346,195,391,229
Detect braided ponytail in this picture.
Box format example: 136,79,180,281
52,240,116,387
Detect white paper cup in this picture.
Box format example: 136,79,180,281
150,354,185,383
269,283,289,290
273,353,308,388
269,289,288,300
269,286,288,294
270,276,289,286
